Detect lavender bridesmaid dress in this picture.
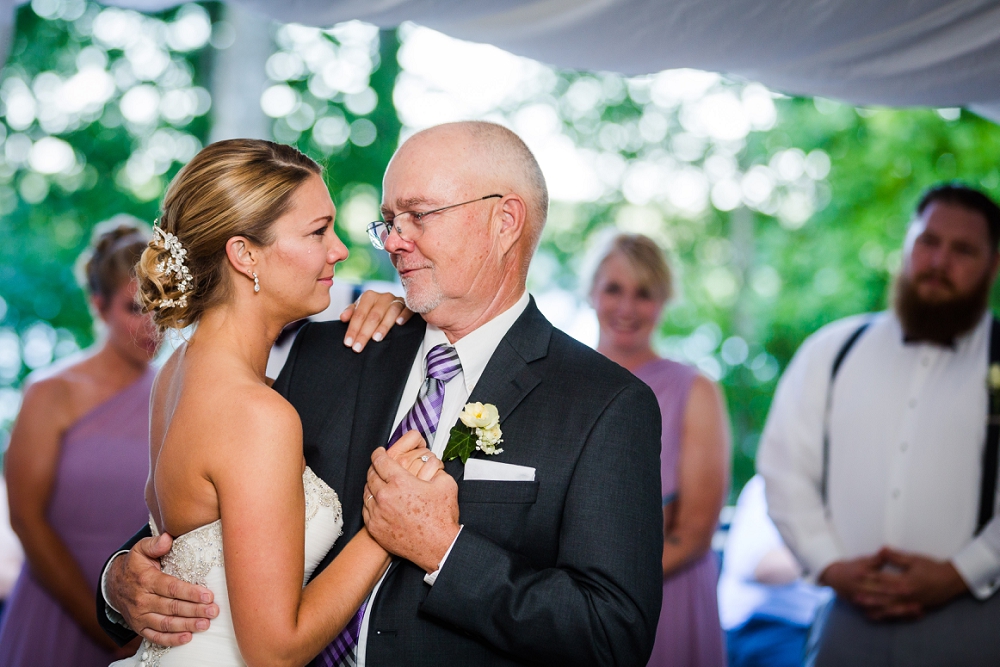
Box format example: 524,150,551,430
0,369,154,666
634,359,726,667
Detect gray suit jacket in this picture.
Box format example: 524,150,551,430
98,298,663,666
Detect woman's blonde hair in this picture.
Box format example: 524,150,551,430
588,232,673,303
136,139,322,330
76,215,149,303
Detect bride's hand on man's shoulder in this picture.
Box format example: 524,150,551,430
383,430,444,481
340,290,413,352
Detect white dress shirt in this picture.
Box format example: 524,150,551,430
757,310,1000,599
356,291,530,666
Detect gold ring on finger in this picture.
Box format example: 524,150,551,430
365,494,374,508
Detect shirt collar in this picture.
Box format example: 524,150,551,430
422,291,530,393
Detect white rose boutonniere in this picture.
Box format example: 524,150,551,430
444,402,504,463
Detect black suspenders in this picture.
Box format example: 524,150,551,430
821,321,871,505
821,317,1000,534
977,318,1000,534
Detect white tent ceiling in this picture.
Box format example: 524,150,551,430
4,0,1000,120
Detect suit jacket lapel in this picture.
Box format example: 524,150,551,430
340,319,426,540
449,298,552,480
381,300,552,584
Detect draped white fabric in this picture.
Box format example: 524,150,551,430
4,0,1000,119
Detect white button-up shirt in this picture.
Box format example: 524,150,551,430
356,291,530,666
757,310,1000,599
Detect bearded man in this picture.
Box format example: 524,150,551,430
757,184,1000,667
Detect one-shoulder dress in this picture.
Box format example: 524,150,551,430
0,370,154,666
635,359,726,667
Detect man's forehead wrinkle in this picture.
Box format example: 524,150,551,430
381,196,438,216
399,196,434,209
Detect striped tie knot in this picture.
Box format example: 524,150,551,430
425,344,461,382
386,344,463,447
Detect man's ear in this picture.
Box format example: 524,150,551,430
225,236,257,280
496,194,527,254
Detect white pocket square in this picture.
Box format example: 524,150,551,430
464,459,536,482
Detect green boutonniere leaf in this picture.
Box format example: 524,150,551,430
444,425,477,464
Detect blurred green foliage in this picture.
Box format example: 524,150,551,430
0,2,218,439
2,3,1000,502
0,3,211,350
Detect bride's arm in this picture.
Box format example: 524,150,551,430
214,390,389,667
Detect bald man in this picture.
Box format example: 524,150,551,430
98,122,663,666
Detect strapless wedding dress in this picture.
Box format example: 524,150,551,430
111,467,342,667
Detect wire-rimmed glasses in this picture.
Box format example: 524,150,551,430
366,194,503,250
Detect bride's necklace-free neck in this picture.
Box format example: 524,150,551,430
192,304,283,383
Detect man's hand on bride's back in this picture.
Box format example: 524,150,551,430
108,532,219,647
340,290,413,352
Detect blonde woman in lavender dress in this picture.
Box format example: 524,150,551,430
108,139,439,667
0,221,154,666
589,233,730,667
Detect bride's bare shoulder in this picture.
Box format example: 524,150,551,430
198,377,301,459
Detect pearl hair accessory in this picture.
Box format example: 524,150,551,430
152,224,192,310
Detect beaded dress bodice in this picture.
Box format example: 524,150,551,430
113,467,342,667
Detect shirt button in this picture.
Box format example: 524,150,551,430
908,399,917,408
900,442,908,452
892,488,901,498
921,357,931,366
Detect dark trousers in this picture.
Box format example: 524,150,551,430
807,593,1000,667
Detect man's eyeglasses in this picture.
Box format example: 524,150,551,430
367,194,503,250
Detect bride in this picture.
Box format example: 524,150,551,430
111,139,439,667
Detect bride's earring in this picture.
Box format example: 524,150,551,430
252,272,260,293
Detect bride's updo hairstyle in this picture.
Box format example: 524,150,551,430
136,139,321,330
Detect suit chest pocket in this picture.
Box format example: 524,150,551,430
458,480,539,549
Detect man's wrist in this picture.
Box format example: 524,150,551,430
817,561,840,588
102,550,131,627
951,541,1000,599
102,550,130,614
422,524,463,582
942,561,970,598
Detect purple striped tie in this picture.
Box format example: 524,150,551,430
317,344,461,667
387,344,463,446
